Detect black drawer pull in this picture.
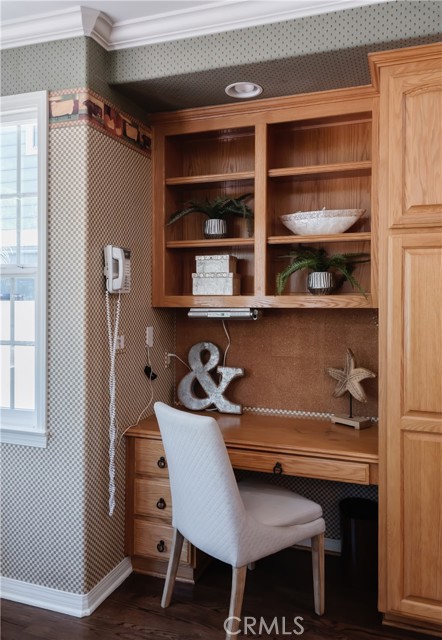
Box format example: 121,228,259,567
157,456,166,469
273,462,283,475
157,540,166,553
156,498,166,510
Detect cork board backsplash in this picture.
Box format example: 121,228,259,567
175,308,378,418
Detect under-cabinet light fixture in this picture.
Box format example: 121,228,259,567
225,82,263,99
188,308,261,320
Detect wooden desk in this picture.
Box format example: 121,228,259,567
128,412,379,485
125,412,378,580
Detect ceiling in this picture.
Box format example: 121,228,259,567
1,1,441,113
0,0,388,31
1,1,226,24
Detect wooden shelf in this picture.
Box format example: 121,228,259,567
259,294,373,308
159,294,374,309
166,237,254,249
153,89,378,308
165,171,255,185
160,295,260,308
267,232,371,245
268,160,371,180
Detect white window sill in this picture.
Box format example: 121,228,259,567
0,428,48,448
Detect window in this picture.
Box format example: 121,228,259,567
0,91,47,447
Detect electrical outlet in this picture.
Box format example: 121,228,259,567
146,326,153,348
116,335,124,350
164,351,171,368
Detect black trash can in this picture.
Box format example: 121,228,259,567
339,497,378,590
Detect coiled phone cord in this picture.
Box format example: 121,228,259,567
105,290,121,516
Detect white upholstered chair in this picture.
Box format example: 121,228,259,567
154,402,325,639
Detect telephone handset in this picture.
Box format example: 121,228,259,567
103,245,131,516
104,245,131,293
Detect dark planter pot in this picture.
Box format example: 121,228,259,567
307,271,335,295
204,219,227,239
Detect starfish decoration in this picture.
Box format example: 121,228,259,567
327,348,376,403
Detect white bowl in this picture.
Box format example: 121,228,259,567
280,209,365,236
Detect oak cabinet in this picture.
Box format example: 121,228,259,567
373,43,442,633
151,89,378,308
125,433,206,581
142,42,442,634
378,60,442,229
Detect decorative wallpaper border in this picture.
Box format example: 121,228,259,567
49,88,151,156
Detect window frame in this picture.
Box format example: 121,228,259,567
0,91,48,447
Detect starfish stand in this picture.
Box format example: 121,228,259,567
327,349,376,430
331,393,371,429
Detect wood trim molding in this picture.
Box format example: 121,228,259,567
149,85,377,124
368,42,442,91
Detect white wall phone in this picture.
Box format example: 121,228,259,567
104,245,131,293
103,245,131,516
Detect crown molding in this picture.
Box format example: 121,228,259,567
0,6,112,50
0,0,389,52
107,0,389,50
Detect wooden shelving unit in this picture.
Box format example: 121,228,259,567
152,89,378,308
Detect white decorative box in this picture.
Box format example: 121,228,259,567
195,254,237,274
192,273,241,295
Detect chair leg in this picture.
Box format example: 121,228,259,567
311,532,325,615
225,565,247,640
161,528,184,608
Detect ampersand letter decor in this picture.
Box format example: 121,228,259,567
177,342,244,414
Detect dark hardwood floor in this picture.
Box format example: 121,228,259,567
1,549,438,639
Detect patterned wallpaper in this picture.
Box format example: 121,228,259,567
112,1,441,81
0,36,149,121
81,126,174,590
85,37,151,122
110,1,442,110
1,37,89,96
0,107,175,592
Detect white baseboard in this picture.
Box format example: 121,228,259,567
0,557,132,617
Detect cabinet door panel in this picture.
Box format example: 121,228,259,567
384,233,442,622
403,246,442,415
403,432,442,605
382,63,442,228
404,87,442,217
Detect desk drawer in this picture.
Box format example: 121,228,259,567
134,478,172,521
135,439,168,477
228,450,370,484
133,519,190,564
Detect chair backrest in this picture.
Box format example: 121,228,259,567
154,402,247,564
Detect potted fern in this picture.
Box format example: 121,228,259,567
275,246,370,296
167,193,254,239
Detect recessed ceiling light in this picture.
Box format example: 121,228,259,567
225,82,263,99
